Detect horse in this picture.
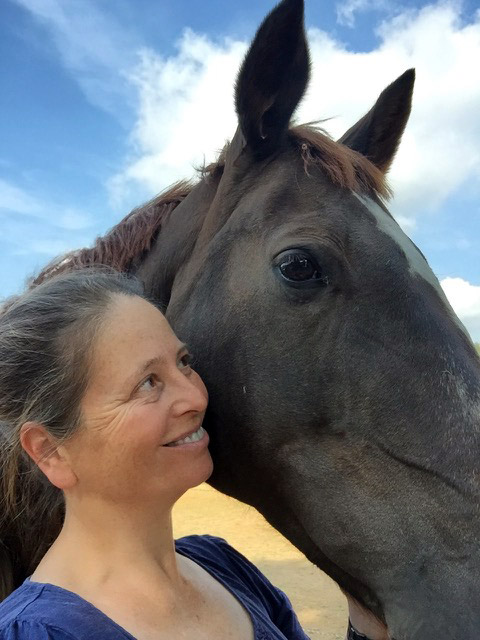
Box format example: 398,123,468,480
32,0,480,637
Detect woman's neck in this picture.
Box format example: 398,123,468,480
32,496,184,595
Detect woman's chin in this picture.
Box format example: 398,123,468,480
176,451,214,495
194,451,214,486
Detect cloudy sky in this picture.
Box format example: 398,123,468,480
1,0,479,340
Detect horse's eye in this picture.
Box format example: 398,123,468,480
278,252,323,283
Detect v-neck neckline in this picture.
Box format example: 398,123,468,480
25,541,266,640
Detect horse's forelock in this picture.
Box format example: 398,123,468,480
290,124,392,200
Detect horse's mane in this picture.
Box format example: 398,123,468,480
33,124,391,286
32,180,193,286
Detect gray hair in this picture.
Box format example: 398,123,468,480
0,268,146,600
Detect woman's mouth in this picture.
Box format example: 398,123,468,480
164,425,207,447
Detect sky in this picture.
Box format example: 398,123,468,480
1,0,479,341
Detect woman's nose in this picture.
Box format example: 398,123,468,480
171,370,208,416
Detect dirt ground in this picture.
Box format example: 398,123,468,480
173,484,347,640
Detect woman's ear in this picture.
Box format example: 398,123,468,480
20,422,78,490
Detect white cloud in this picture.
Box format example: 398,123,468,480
108,31,247,204
11,0,138,114
0,179,44,215
14,238,84,257
441,277,480,342
0,180,97,288
57,208,94,231
0,178,93,230
336,0,391,28
108,2,480,231
12,0,480,231
297,4,480,224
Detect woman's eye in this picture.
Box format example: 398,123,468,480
179,353,193,372
139,375,157,392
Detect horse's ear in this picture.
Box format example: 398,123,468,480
338,69,415,174
235,0,310,158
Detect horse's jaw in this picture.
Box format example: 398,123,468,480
206,415,480,640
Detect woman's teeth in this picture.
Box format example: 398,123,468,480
166,425,205,447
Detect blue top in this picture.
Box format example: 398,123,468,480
0,535,310,640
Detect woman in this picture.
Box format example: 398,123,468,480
0,269,387,639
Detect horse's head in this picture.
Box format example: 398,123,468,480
146,0,480,636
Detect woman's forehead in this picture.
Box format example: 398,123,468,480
109,294,167,329
93,295,175,370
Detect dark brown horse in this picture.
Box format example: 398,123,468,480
33,0,480,637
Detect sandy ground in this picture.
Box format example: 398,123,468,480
173,484,347,640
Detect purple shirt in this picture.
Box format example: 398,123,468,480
0,535,310,639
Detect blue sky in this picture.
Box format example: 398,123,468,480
1,0,479,339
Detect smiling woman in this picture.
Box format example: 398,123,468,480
62,292,212,508
0,269,316,640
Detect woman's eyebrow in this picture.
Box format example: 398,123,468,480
131,343,188,382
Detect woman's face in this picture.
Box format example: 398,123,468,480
65,294,212,507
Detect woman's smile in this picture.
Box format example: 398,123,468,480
164,425,209,448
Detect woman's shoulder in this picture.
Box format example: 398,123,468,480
175,535,288,605
175,533,234,556
176,535,310,639
0,582,75,639
0,618,77,640
175,534,257,576
0,580,133,640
